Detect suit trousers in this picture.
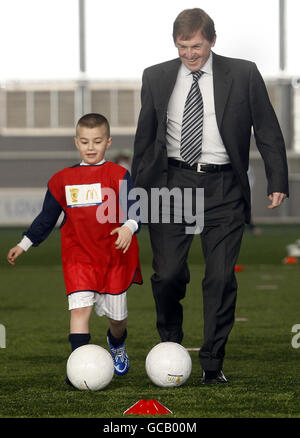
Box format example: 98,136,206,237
148,163,246,372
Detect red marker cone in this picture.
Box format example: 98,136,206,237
123,399,172,415
283,256,298,264
234,265,245,272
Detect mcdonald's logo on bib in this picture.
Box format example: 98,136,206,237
65,183,102,207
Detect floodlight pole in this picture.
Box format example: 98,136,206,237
78,0,87,117
278,0,290,218
79,0,86,75
278,0,294,154
277,0,292,154
279,0,286,72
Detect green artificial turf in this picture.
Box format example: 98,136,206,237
0,225,300,418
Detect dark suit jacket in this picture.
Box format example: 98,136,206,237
132,52,289,223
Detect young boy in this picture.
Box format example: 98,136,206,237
7,113,142,381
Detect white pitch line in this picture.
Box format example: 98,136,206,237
260,275,283,280
256,284,278,290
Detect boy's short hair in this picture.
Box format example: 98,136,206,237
76,113,111,137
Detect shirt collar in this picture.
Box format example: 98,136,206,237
80,159,106,166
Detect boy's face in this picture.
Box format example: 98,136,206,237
74,125,112,165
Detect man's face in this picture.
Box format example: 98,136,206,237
175,30,216,71
74,125,112,165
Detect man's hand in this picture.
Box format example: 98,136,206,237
268,192,287,209
110,226,133,254
7,245,24,266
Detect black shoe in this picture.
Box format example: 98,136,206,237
202,370,227,384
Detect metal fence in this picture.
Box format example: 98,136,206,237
0,80,141,136
0,78,300,223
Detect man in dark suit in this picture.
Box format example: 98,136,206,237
132,8,288,384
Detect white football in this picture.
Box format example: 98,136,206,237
67,344,114,391
145,342,192,387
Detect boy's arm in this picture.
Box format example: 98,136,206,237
122,219,138,234
110,170,141,254
7,188,63,265
17,235,34,252
110,226,133,254
7,188,62,265
7,245,24,265
22,187,63,247
119,171,141,234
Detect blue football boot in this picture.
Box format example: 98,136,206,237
107,337,130,375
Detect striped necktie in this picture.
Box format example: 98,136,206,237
180,70,204,165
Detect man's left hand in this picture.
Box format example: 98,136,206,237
267,192,287,209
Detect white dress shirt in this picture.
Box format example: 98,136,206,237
166,52,230,165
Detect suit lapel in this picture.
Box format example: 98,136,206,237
160,58,181,111
212,52,232,131
159,54,232,131
157,54,232,132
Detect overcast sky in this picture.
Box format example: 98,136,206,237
0,0,299,81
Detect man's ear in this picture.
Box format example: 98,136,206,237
211,34,217,47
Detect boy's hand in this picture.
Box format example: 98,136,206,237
7,245,24,266
110,226,132,254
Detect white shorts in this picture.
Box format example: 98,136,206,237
68,291,128,321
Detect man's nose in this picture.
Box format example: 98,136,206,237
185,48,195,59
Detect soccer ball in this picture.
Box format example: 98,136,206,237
66,344,114,391
145,342,192,387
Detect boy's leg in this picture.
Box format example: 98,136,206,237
106,318,129,376
94,292,130,375
66,293,95,386
108,317,127,342
70,305,93,335
69,306,93,351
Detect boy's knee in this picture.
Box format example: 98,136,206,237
71,306,92,319
109,317,127,327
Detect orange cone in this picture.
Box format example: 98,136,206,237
234,265,245,272
283,256,298,264
123,399,172,415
